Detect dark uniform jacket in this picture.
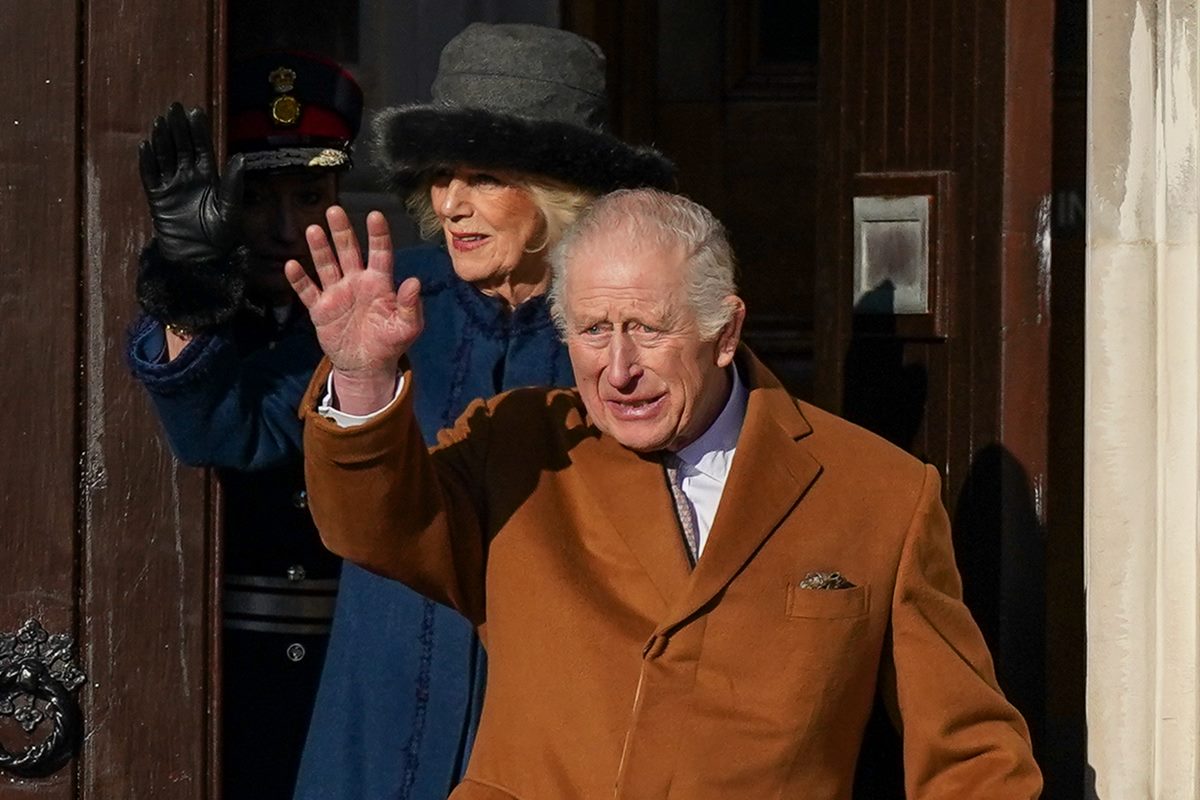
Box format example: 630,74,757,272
129,290,335,799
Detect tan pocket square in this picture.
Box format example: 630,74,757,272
797,571,856,590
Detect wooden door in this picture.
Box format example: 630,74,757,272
813,0,1060,793
1,2,223,796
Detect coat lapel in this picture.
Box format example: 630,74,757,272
566,349,821,623
571,431,692,607
659,350,823,632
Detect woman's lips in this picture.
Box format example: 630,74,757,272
605,395,666,420
449,232,490,252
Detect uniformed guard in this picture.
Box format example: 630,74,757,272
127,51,363,799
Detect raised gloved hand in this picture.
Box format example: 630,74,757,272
138,102,244,264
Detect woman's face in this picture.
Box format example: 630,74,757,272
429,167,546,291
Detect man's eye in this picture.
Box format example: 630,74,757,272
631,322,661,336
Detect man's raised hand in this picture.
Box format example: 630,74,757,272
285,207,423,415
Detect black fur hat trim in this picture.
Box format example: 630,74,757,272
136,240,249,333
373,106,676,195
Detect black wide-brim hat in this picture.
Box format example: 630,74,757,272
373,24,676,195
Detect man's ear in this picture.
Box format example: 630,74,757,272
714,296,746,368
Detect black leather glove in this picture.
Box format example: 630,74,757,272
138,102,244,264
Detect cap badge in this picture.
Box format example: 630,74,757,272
308,148,349,168
268,66,301,126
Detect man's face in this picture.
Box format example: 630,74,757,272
563,239,744,453
241,170,338,305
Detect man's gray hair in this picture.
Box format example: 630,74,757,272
548,189,739,340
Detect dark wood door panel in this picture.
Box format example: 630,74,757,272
0,2,82,795
816,0,1058,794
2,0,221,796
721,102,817,325
77,3,220,797
655,101,818,323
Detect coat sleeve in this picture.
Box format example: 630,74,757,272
127,247,425,471
127,312,321,470
135,240,247,333
886,465,1043,798
301,359,491,626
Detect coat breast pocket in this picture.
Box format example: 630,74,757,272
691,578,878,736
785,582,870,619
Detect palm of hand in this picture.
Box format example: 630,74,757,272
286,207,422,392
309,266,419,375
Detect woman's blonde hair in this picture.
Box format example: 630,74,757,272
404,171,595,253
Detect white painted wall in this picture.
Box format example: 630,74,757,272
1087,1,1200,796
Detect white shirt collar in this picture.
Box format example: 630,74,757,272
674,364,748,483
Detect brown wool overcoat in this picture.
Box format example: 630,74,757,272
300,349,1042,800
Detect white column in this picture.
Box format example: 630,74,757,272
1087,1,1200,797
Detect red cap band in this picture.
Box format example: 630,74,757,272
229,105,353,146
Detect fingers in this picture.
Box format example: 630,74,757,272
218,154,245,219
326,205,364,275
396,276,424,336
187,107,216,179
285,259,321,309
166,102,195,176
365,211,394,276
137,141,161,192
396,276,422,307
306,223,343,290
150,113,177,178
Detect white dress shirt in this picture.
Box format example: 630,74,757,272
670,365,748,558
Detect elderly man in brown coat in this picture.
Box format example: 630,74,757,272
285,189,1042,799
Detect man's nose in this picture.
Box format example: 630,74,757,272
606,334,643,388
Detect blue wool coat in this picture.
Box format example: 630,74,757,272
129,245,573,800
